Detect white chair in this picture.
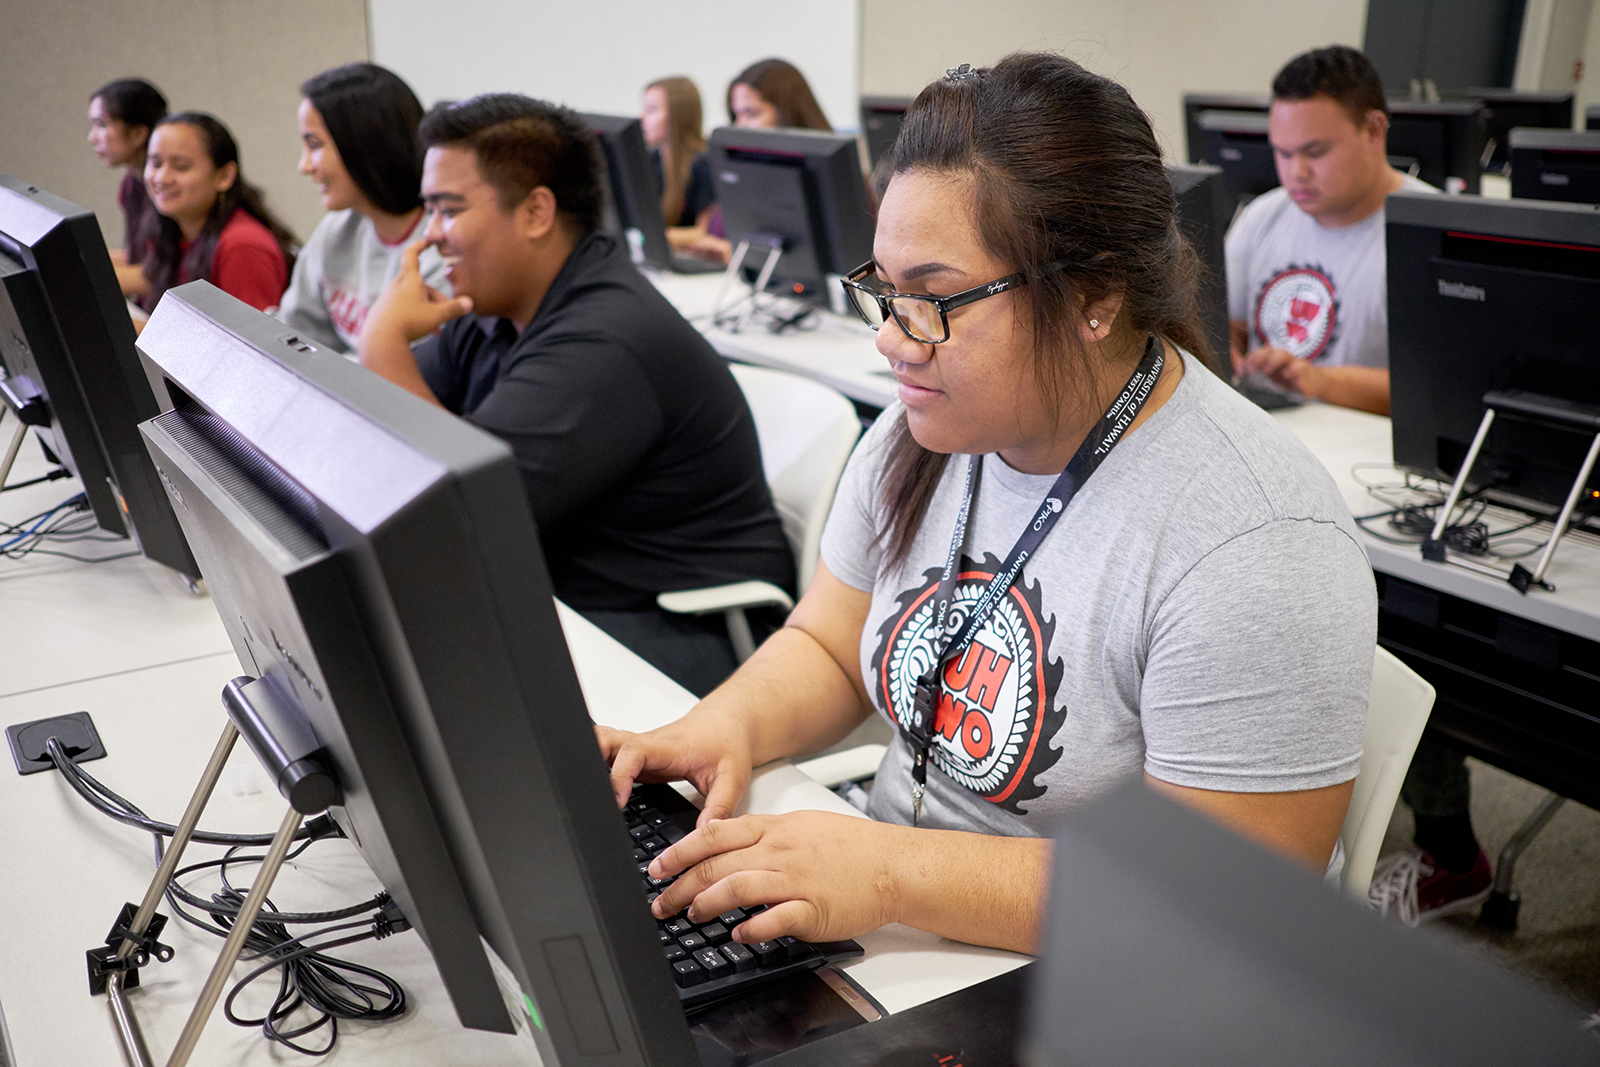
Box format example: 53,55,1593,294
657,364,861,661
1339,646,1436,899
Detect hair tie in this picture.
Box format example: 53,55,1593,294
945,63,978,82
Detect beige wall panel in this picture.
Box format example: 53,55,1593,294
860,0,1367,160
0,0,369,249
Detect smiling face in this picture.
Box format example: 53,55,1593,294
297,98,366,213
872,169,1060,466
1268,95,1388,223
88,96,146,167
641,86,670,147
420,145,534,319
144,123,236,237
730,83,779,128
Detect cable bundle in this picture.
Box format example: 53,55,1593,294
0,493,138,563
45,738,409,1055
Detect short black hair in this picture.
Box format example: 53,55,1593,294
418,94,602,236
1272,45,1388,127
301,63,426,217
91,78,168,132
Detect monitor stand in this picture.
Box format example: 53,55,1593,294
711,236,787,333
87,677,336,1067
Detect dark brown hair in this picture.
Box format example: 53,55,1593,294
301,63,426,217
877,52,1209,565
143,112,298,307
726,59,831,131
1272,45,1388,129
419,93,602,235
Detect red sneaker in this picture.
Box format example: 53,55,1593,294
1368,847,1492,927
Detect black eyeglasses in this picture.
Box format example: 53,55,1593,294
840,259,1028,344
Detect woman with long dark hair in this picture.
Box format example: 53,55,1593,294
142,111,295,312
641,76,717,249
596,54,1374,955
86,77,167,302
278,62,446,353
726,58,832,130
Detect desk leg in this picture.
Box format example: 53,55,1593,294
1479,791,1566,931
0,417,27,490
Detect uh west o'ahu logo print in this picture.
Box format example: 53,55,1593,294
1255,265,1339,361
873,553,1066,813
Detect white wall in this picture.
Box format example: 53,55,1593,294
368,0,861,135
859,0,1368,161
0,0,369,247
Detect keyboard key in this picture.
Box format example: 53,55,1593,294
629,824,653,842
694,947,733,980
664,917,695,937
699,922,730,945
721,942,757,973
672,959,706,987
665,944,686,962
659,931,675,946
749,940,785,966
641,808,668,827
646,872,674,889
645,891,662,907
677,932,706,951
640,835,667,853
776,936,806,959
631,848,649,862
718,909,747,927
658,821,687,845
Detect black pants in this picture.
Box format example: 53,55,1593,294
1400,735,1472,817
579,607,741,699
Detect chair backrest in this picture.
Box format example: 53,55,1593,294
1339,646,1436,899
728,364,861,592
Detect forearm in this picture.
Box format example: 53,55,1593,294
1309,366,1389,416
358,326,444,407
890,827,1051,954
690,624,872,767
115,261,150,297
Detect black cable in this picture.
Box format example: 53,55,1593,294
0,466,71,492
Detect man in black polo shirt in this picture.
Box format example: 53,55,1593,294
359,93,794,696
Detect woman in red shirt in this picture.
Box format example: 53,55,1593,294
141,111,297,312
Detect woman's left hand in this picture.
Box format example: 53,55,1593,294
647,810,908,945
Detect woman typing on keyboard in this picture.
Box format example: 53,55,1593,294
597,53,1375,956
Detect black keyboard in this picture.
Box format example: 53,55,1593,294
624,783,863,1012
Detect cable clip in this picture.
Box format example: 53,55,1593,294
87,903,174,995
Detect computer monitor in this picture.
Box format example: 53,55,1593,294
135,280,699,1066
859,96,911,169
1589,104,1600,131
1509,128,1600,203
1450,89,1574,172
1181,92,1269,165
1166,163,1230,375
706,126,875,302
580,112,720,279
1388,191,1600,521
0,176,199,581
1196,110,1278,217
1386,100,1487,193
1024,781,1597,1066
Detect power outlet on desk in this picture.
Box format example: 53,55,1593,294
6,711,106,774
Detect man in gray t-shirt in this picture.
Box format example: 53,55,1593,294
1226,47,1434,417
820,353,1375,842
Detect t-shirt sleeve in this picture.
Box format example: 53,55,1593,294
684,154,718,223
211,230,288,312
273,217,341,350
463,338,665,529
1139,517,1374,793
818,411,891,591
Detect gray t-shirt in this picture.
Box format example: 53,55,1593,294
1225,176,1435,372
819,352,1375,837
275,208,449,353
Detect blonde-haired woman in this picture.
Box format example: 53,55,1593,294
641,76,718,255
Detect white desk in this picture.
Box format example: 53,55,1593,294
0,433,1024,1066
647,271,896,410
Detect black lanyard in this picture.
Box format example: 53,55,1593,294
903,334,1166,825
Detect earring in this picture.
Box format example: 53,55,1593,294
1089,319,1099,330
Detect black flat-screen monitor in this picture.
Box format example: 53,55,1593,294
1451,89,1574,172
0,176,198,580
1181,92,1269,164
1509,128,1600,203
1024,781,1597,1066
1589,104,1600,131
859,96,911,169
135,281,699,1066
1386,100,1486,193
582,113,672,270
1197,110,1278,216
1388,192,1600,521
707,126,875,302
1166,163,1229,375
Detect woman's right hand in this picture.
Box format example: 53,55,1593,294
595,712,757,828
